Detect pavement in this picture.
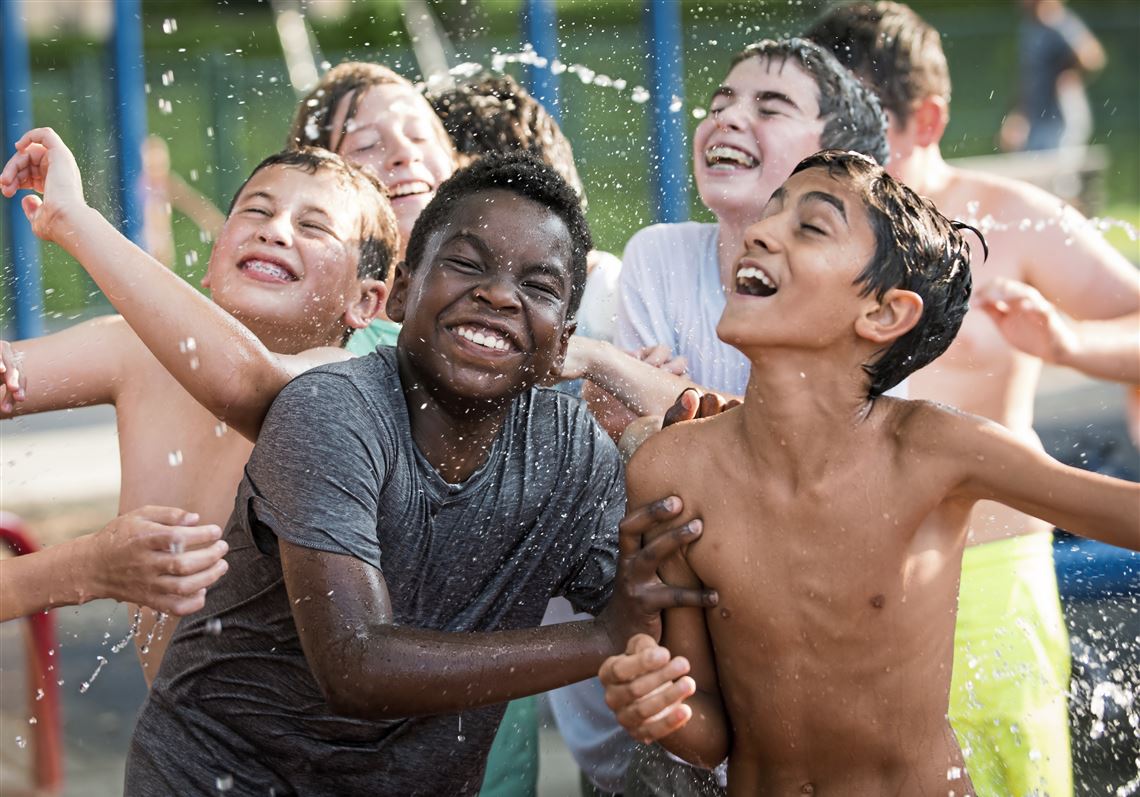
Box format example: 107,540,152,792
0,368,1137,795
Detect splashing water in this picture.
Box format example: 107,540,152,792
139,612,169,655
110,607,144,654
79,656,110,694
457,714,465,743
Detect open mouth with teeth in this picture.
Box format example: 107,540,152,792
736,265,777,297
705,145,759,171
239,257,298,283
452,324,518,354
388,181,434,200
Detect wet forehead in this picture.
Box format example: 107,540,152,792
437,189,572,267
779,168,874,232
724,56,822,119
342,83,437,133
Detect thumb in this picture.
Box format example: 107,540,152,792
21,194,43,222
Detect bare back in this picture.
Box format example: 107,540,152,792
911,167,1139,545
630,399,977,795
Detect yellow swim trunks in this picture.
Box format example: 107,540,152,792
951,532,1072,797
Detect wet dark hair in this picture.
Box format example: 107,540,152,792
427,73,586,207
404,152,593,319
285,61,456,162
228,148,399,284
804,2,951,127
790,150,981,397
731,38,889,165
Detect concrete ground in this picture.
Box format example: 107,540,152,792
0,369,1137,795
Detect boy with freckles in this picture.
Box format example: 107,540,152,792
599,152,1139,796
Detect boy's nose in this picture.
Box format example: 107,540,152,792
257,214,293,246
385,133,423,171
713,104,746,132
744,219,779,253
473,275,521,310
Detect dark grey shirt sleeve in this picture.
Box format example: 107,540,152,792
242,370,391,568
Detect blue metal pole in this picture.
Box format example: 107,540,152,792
521,0,560,124
644,0,688,224
111,0,147,246
1,0,44,339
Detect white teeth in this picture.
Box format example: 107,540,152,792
457,326,510,351
389,181,432,198
737,266,775,289
705,145,758,168
243,259,293,280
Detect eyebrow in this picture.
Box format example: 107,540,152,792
800,191,848,224
755,90,800,112
448,232,570,284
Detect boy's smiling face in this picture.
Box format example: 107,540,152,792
694,56,827,223
387,189,575,404
331,83,456,247
717,166,878,351
204,164,376,348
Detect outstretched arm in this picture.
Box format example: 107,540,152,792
563,338,707,417
0,127,350,440
284,498,715,719
0,506,227,622
949,411,1139,550
977,279,1139,383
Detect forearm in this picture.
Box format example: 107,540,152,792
577,338,700,417
0,536,97,621
311,619,615,719
658,690,731,769
1055,313,1140,383
55,206,291,436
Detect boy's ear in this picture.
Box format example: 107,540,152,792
549,320,577,374
344,278,388,330
855,289,923,344
385,261,411,323
913,95,949,148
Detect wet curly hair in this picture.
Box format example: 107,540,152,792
404,152,593,319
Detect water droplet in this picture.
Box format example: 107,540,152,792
215,773,234,791
214,422,228,437
15,736,26,749
168,450,184,467
630,86,650,104
79,655,110,694
162,18,178,34
692,108,707,120
669,95,683,113
205,618,223,635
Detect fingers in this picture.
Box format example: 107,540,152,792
617,496,682,557
156,555,229,596
160,540,229,576
660,356,688,377
629,700,693,743
0,341,25,413
601,634,669,683
636,345,672,367
662,389,700,428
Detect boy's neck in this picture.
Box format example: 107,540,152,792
893,144,951,197
735,348,879,475
716,218,751,292
395,349,515,484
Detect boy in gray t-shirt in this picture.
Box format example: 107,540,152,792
125,154,714,796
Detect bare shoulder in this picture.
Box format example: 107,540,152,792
887,397,998,459
292,345,354,373
625,414,728,505
949,166,1067,220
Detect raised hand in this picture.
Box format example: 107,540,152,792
976,278,1076,363
598,496,716,649
600,633,696,743
635,344,688,376
0,127,87,243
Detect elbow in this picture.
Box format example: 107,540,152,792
317,671,408,721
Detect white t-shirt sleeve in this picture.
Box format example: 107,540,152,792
614,225,679,355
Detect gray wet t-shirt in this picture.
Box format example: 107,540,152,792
125,347,624,796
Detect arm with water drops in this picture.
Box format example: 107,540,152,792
0,127,341,441
281,498,714,719
0,507,227,623
1007,188,1140,381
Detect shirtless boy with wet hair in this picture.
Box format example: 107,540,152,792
0,129,397,673
806,5,1140,794
599,151,1139,796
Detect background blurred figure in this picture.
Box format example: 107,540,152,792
141,135,225,268
1001,0,1106,152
